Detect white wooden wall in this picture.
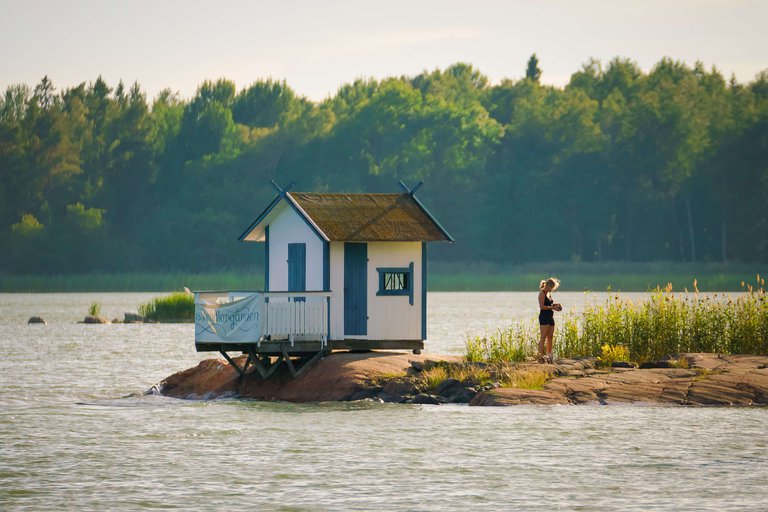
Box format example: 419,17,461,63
367,242,422,341
328,241,422,341
267,205,324,292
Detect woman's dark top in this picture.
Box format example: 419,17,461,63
539,293,555,326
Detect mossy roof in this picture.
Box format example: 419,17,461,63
289,192,452,242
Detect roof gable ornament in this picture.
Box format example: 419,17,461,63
398,179,424,196
271,179,295,197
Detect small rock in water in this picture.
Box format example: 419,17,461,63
28,316,46,324
83,315,109,324
450,388,478,404
124,312,144,323
432,378,477,403
348,387,382,401
411,393,444,405
433,378,461,396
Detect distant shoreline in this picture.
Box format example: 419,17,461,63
0,262,762,293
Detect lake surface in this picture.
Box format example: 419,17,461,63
1,292,767,511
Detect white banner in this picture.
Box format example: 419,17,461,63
195,293,263,343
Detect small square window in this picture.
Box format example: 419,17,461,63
383,271,409,291
376,263,414,305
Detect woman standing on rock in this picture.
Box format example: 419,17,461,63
538,277,562,363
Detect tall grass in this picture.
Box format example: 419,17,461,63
138,292,195,323
466,324,538,363
468,277,768,364
88,301,102,317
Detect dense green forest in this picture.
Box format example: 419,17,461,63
1,56,767,276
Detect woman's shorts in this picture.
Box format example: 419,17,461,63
538,313,555,326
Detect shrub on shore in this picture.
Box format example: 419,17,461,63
138,292,194,323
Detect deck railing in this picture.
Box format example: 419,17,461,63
194,290,330,346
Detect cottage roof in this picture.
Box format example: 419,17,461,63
291,192,452,242
239,190,453,243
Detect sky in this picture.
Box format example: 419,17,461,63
1,0,766,102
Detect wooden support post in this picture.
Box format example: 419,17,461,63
266,354,284,378
251,357,269,379
282,349,298,377
251,353,284,379
293,350,326,378
219,351,245,377
242,352,253,374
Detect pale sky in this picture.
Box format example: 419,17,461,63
1,0,766,102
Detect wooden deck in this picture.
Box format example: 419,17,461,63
194,290,423,377
195,338,424,354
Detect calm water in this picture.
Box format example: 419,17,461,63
1,292,767,511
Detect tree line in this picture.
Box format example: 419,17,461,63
1,56,767,274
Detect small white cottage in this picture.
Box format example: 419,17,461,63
194,181,451,376
239,181,452,348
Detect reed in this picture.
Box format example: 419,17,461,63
465,324,537,363
88,301,102,318
430,261,761,292
138,291,195,323
0,272,264,292
468,276,768,364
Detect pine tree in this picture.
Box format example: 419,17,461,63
526,54,542,82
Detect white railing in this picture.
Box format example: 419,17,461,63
194,290,330,346
263,292,329,342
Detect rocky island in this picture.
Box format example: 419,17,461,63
156,352,768,406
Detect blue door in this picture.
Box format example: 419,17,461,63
344,242,367,335
288,243,306,301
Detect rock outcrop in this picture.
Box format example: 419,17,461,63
472,354,768,406
159,352,462,401
157,352,768,406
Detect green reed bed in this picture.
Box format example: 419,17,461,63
466,324,538,363
1,262,760,292
431,261,761,292
0,272,264,292
138,292,195,322
467,277,768,364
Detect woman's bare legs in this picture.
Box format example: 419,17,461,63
545,325,555,362
538,325,548,362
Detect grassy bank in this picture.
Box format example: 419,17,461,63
0,262,764,292
467,277,768,364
